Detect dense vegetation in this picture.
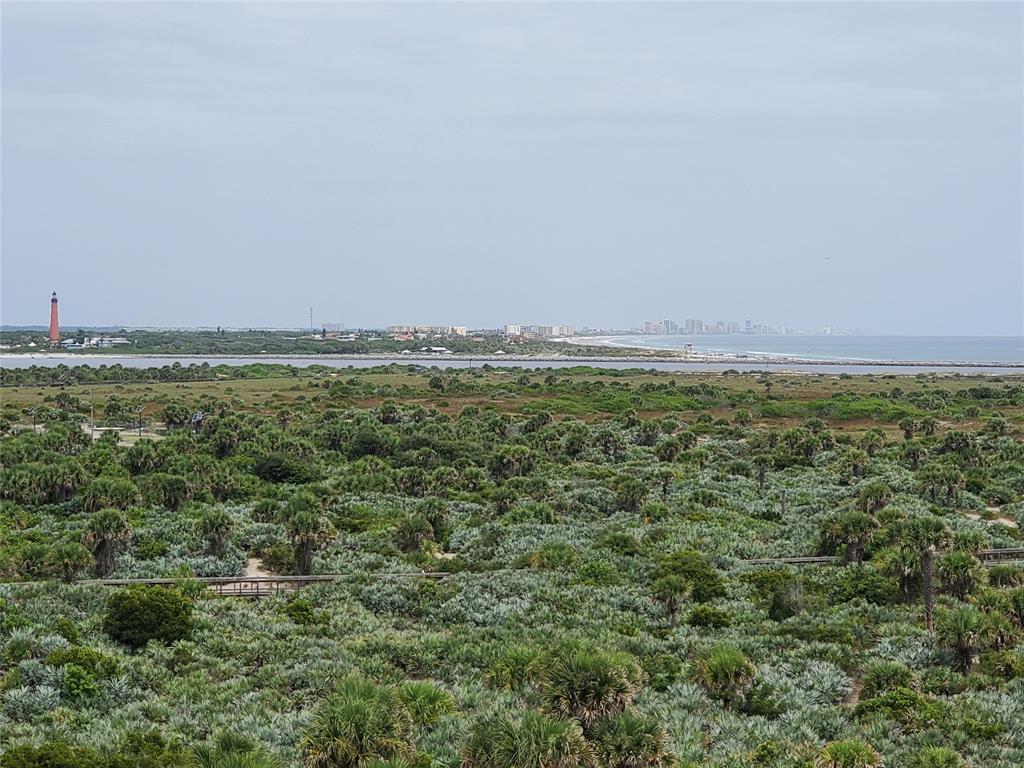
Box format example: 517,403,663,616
0,328,626,358
1,365,1023,767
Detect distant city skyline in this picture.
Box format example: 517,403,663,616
2,3,1021,335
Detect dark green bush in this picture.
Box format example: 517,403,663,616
860,660,914,699
640,652,682,692
653,550,725,603
253,452,315,484
45,646,119,678
282,597,324,626
103,586,193,649
687,604,731,628
854,687,941,730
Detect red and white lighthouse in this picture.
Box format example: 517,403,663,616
49,292,60,346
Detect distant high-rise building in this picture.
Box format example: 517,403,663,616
49,292,60,346
744,319,752,334
643,320,665,335
504,324,522,336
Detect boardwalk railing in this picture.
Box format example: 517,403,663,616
740,556,837,566
740,548,1024,568
975,547,1024,562
8,551,1022,598
75,572,451,598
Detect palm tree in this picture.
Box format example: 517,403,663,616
841,448,869,481
541,650,644,729
940,464,966,506
462,711,594,768
395,514,433,553
917,463,946,504
300,678,412,768
824,511,878,565
935,605,986,672
655,468,676,500
693,645,756,710
83,508,131,578
47,541,91,583
898,417,917,440
591,712,675,768
652,574,690,627
614,476,648,513
287,511,331,576
902,441,926,471
881,546,922,603
654,438,680,463
937,551,985,601
859,429,885,457
198,508,234,556
752,455,770,493
901,517,954,631
857,480,890,514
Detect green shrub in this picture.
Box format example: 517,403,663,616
260,542,295,574
831,565,898,606
653,550,725,603
62,663,98,700
693,645,756,710
743,681,787,718
45,646,119,678
640,653,682,692
396,681,455,725
597,531,642,556
908,747,967,768
0,742,104,768
854,687,941,730
253,452,315,483
540,649,645,728
103,586,193,649
574,560,621,587
299,677,413,768
282,597,323,626
395,515,434,553
523,542,576,571
817,739,882,768
987,564,1024,588
976,650,1024,680
687,604,731,628
485,645,546,690
768,578,804,621
462,711,593,768
590,712,675,768
860,660,914,699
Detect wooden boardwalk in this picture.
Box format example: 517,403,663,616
739,548,1024,568
78,572,451,598
8,549,1021,599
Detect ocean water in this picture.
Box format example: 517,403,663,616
604,335,1023,364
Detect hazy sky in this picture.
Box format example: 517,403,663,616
2,2,1022,334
